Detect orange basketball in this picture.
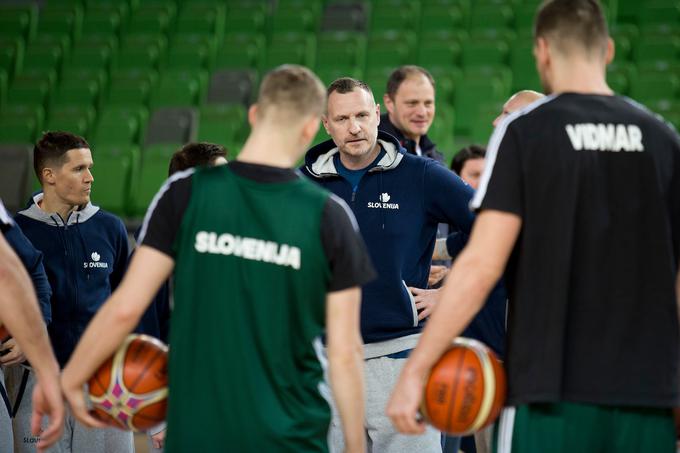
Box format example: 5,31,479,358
88,334,168,432
421,337,506,435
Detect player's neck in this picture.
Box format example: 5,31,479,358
237,129,299,168
38,191,78,222
549,59,613,96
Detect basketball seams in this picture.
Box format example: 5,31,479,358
444,345,468,433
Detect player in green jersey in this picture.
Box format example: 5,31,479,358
61,65,375,453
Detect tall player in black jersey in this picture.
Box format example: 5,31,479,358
388,1,680,452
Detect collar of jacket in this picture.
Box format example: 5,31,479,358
378,113,437,155
18,192,99,226
305,131,405,178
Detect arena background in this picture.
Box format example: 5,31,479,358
0,0,678,450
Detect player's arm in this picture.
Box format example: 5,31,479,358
326,287,365,453
0,233,63,450
387,210,521,434
61,246,174,428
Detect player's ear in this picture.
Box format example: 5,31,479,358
321,114,330,134
300,115,320,145
605,37,615,65
41,167,56,186
247,104,258,127
383,93,394,114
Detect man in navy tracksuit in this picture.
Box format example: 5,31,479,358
302,78,474,453
14,131,132,453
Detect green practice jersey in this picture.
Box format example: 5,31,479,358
139,162,375,452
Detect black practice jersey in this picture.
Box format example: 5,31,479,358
472,93,680,408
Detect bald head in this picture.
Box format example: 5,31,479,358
492,90,544,127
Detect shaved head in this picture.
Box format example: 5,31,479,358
493,90,545,127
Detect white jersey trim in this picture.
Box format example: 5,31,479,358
470,94,558,211
497,406,516,453
0,200,13,227
137,168,195,245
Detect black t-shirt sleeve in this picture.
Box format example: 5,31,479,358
471,123,523,216
321,194,377,292
670,129,680,267
138,173,193,257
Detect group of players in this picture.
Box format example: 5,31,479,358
0,0,678,452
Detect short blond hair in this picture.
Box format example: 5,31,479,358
256,65,326,120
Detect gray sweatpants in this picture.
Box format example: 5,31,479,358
4,365,134,453
0,366,14,453
327,355,442,453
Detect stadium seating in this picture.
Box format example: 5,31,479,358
0,0,676,221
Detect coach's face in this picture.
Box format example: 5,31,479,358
323,88,381,163
50,148,94,207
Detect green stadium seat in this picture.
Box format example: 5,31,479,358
21,42,63,73
36,7,82,39
91,145,139,216
125,10,173,35
121,33,168,55
365,31,417,71
165,36,215,70
417,39,462,68
0,105,43,144
633,36,680,64
0,5,37,41
466,65,512,94
264,33,316,71
176,4,225,37
67,43,115,72
0,69,6,106
216,33,266,70
513,3,537,30
470,100,502,144
629,71,680,104
271,8,319,34
92,106,148,146
0,38,23,80
364,67,395,96
461,39,509,68
133,143,178,216
427,104,456,160
428,65,463,106
53,69,105,107
107,69,159,106
321,2,369,32
316,32,366,71
84,0,130,21
638,2,680,26
509,43,541,92
81,8,122,35
224,5,267,34
46,104,96,137
315,66,364,86
468,4,513,30
205,69,257,105
7,70,56,107
197,104,247,147
454,74,507,136
371,0,421,31
419,3,466,32
150,70,206,109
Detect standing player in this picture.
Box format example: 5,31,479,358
0,200,64,452
303,78,474,453
388,1,680,452
60,65,373,453
14,131,132,452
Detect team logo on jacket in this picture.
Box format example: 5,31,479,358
368,192,400,210
84,251,108,269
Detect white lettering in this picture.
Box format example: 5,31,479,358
194,231,301,270
565,123,645,152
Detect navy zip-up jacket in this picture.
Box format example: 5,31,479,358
15,194,129,366
4,222,52,324
302,132,475,347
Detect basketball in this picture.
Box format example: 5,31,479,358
88,334,169,432
421,337,506,435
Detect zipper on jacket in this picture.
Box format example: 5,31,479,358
351,189,356,204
